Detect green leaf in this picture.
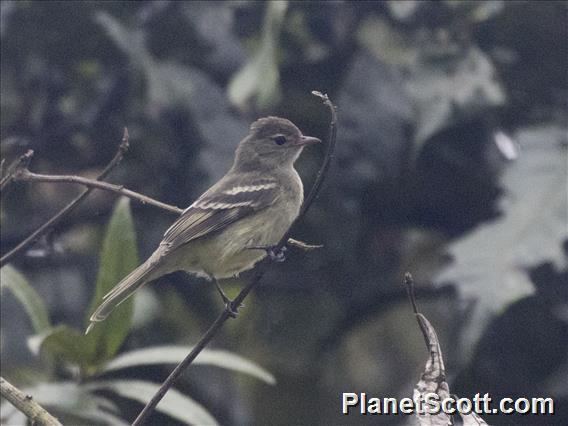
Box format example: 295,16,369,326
28,325,93,367
100,345,276,385
87,380,218,426
84,197,139,365
0,265,50,333
228,1,288,110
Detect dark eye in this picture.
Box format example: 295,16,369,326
273,136,287,146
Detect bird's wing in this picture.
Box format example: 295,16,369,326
162,177,280,251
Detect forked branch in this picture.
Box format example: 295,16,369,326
0,129,181,267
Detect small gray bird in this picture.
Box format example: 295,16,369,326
87,117,320,333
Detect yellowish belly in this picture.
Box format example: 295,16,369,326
164,203,297,279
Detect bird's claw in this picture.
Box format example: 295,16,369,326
224,302,239,318
246,244,287,262
223,298,245,318
214,280,243,318
267,245,286,262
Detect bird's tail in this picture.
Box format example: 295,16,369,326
86,253,162,334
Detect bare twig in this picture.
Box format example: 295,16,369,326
0,150,34,192
14,170,182,214
403,272,430,346
287,238,323,251
0,376,62,426
132,92,338,426
1,129,137,267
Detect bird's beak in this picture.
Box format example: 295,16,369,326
295,135,321,146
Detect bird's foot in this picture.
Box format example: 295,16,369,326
246,244,287,262
214,279,242,318
224,301,239,318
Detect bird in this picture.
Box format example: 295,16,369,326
86,117,320,334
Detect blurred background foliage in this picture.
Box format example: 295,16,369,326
1,1,566,424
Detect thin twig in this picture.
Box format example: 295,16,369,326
131,92,338,426
0,376,62,426
0,129,137,267
286,238,323,251
403,272,430,347
0,149,34,192
14,170,182,214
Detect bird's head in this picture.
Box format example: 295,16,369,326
234,117,320,170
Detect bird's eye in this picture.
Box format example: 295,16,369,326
273,136,287,146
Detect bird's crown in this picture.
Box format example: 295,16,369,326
249,116,300,138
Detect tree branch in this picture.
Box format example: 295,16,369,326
0,149,34,192
0,129,134,267
1,129,310,268
131,92,338,426
0,376,62,426
286,238,323,251
13,169,183,214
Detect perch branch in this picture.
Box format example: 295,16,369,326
0,129,133,267
1,130,312,267
0,376,62,426
131,91,338,426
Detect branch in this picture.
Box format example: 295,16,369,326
131,92,338,426
13,170,182,214
286,238,323,251
0,149,34,192
403,272,430,345
0,376,62,426
1,129,132,267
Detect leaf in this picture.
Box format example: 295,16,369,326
95,12,194,114
87,380,218,426
96,11,249,185
436,125,567,353
413,313,489,426
100,345,276,385
461,411,490,426
0,401,26,426
14,381,125,426
180,2,246,77
413,313,452,426
387,0,421,21
228,1,288,111
0,265,50,334
84,197,139,365
358,17,505,148
176,69,249,185
334,51,413,187
406,46,505,146
28,325,93,367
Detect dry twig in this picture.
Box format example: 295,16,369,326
13,169,182,214
0,129,180,267
0,150,34,192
